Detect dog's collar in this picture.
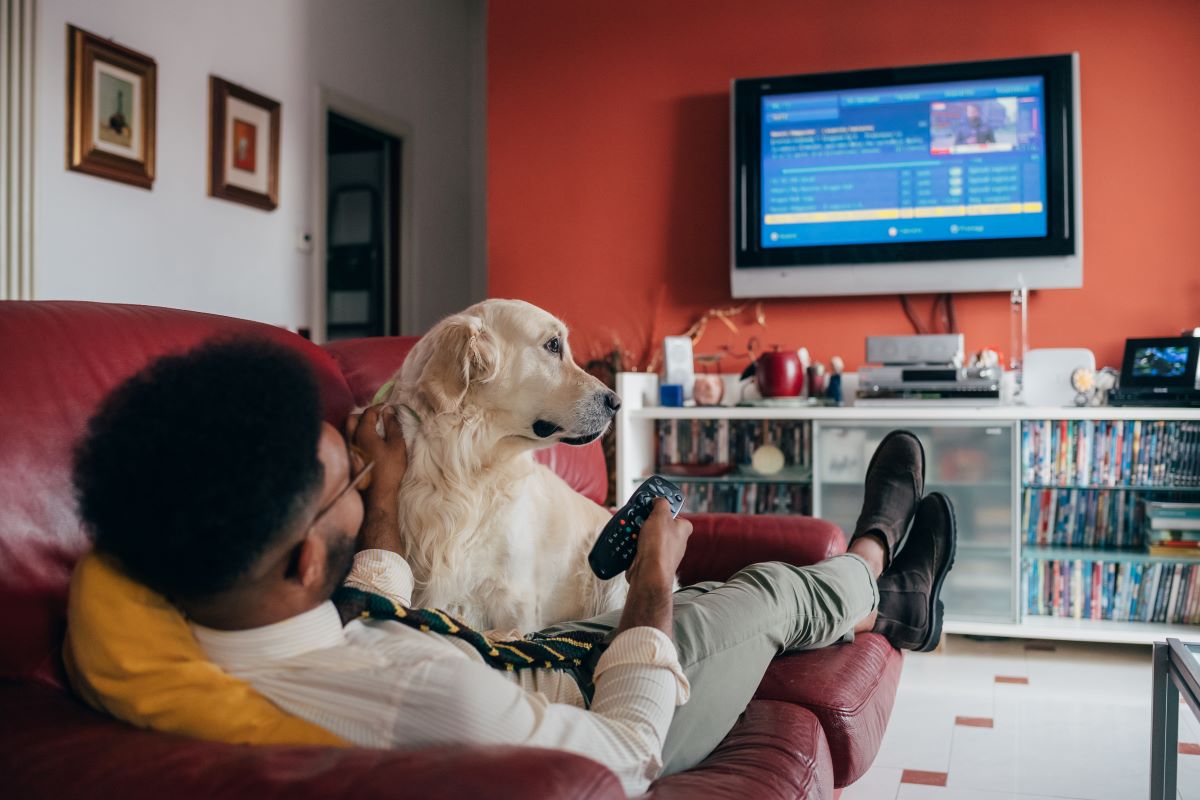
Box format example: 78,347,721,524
371,379,422,425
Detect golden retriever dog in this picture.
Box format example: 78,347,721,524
378,299,628,632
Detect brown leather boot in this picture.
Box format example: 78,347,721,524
872,492,957,652
847,430,925,568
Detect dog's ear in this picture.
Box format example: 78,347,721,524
417,313,499,413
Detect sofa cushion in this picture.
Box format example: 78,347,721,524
754,632,902,787
0,681,624,800
0,301,354,686
640,700,832,799
64,552,346,747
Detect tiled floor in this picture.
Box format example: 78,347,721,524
840,634,1200,800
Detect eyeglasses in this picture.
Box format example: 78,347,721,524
310,443,375,528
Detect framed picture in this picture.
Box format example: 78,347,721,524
66,25,156,189
208,76,280,211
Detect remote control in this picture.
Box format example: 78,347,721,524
588,476,685,579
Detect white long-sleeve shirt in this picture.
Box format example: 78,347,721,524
191,550,690,796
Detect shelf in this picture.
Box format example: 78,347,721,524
1023,545,1200,564
1023,484,1200,492
626,404,1200,422
957,543,1014,556
944,616,1200,645
640,467,812,485
617,370,1200,645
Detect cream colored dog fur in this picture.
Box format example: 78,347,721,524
380,299,628,632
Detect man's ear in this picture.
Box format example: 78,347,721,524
294,535,325,590
416,314,499,413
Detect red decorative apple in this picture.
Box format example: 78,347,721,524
755,348,804,397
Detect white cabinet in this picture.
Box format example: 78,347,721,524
614,372,1200,643
815,421,1016,624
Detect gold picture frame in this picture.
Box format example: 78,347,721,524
208,76,281,211
66,25,156,189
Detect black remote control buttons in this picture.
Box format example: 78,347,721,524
588,476,684,579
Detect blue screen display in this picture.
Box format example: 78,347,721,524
1132,347,1189,378
760,76,1047,248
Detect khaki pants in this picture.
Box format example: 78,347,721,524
540,554,879,775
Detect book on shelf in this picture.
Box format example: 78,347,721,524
1147,516,1200,531
1021,419,1200,487
1149,545,1200,558
1143,501,1200,554
1143,500,1200,531
655,419,813,515
1148,530,1200,544
1025,556,1200,624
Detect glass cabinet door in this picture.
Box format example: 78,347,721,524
815,421,1016,623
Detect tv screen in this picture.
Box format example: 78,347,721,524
732,55,1081,298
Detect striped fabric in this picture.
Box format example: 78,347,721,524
332,585,604,672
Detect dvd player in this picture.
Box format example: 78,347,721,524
857,364,1002,402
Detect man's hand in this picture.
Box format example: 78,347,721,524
616,499,692,639
626,499,692,588
347,404,408,502
346,404,408,555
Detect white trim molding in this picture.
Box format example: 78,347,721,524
1,0,35,300
311,86,415,342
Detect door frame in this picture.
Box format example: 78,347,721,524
312,87,414,343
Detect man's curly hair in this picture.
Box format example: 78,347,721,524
74,337,325,601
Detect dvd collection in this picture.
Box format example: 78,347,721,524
1024,558,1200,624
1021,420,1200,487
1020,419,1200,626
1022,488,1144,549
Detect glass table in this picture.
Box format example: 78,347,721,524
1151,638,1200,799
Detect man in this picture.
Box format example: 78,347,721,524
955,103,996,145
73,339,955,796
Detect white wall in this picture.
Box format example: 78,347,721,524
34,0,485,333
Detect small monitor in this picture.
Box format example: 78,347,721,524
1120,337,1200,390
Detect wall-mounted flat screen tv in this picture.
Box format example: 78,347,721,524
731,54,1081,298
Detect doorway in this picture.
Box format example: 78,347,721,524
324,111,402,340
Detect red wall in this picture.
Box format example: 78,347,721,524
488,0,1200,373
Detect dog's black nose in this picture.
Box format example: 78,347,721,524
603,391,621,413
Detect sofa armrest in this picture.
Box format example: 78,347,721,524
677,514,846,585
755,634,902,787
0,682,623,800
639,700,832,799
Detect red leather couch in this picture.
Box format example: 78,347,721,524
0,301,902,799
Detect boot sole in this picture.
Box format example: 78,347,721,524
915,491,957,653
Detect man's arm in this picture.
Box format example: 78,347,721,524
616,498,692,639
347,404,408,555
340,404,414,604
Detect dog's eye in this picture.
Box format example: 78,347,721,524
545,337,561,357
